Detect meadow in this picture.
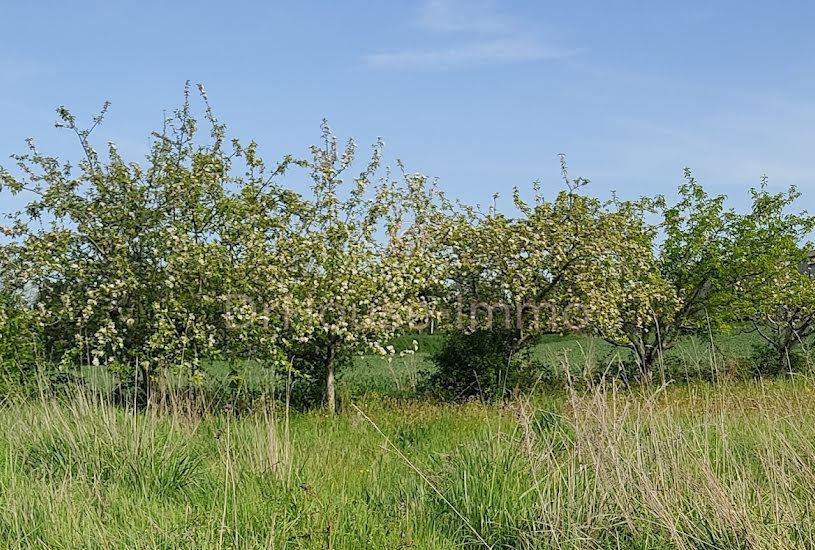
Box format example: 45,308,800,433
2,334,815,549
3,92,815,549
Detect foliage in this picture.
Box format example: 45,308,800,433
422,158,664,393
428,158,658,353
3,87,815,406
0,289,41,393
0,89,440,411
0,87,283,402
742,260,815,374
730,184,815,372
598,172,814,375
424,330,541,401
748,343,807,377
270,124,440,412
595,171,729,373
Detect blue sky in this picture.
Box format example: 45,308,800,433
2,0,814,211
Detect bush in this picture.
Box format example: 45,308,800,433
749,344,808,377
423,330,539,401
387,333,445,356
0,297,41,394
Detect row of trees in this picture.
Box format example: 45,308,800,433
1,89,814,410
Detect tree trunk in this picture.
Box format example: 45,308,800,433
780,334,798,374
781,348,791,373
631,335,659,378
325,344,337,414
641,348,658,378
136,361,151,408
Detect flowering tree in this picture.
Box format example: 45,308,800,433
275,124,439,412
6,86,813,406
744,264,815,372
431,163,657,351
0,88,442,410
0,86,297,401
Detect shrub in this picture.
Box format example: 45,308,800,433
0,295,41,394
423,330,539,401
749,343,808,377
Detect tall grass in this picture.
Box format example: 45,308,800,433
1,374,815,547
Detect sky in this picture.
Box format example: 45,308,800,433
2,0,815,213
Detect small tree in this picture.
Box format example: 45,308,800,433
426,160,658,396
599,171,814,376
0,86,296,401
746,266,815,373
277,123,438,412
731,184,815,373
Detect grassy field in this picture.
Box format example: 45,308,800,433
79,330,775,404
340,330,784,402
1,332,814,548
3,363,815,547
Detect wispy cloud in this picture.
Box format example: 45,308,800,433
365,0,570,69
415,0,520,34
365,38,571,69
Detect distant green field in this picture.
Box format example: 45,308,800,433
75,330,808,408
340,329,797,400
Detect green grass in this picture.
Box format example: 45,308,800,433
3,332,815,548
2,377,815,547
78,330,800,403
76,330,769,400
340,329,809,399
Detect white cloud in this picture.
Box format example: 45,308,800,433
416,0,520,34
365,0,570,69
365,38,572,69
